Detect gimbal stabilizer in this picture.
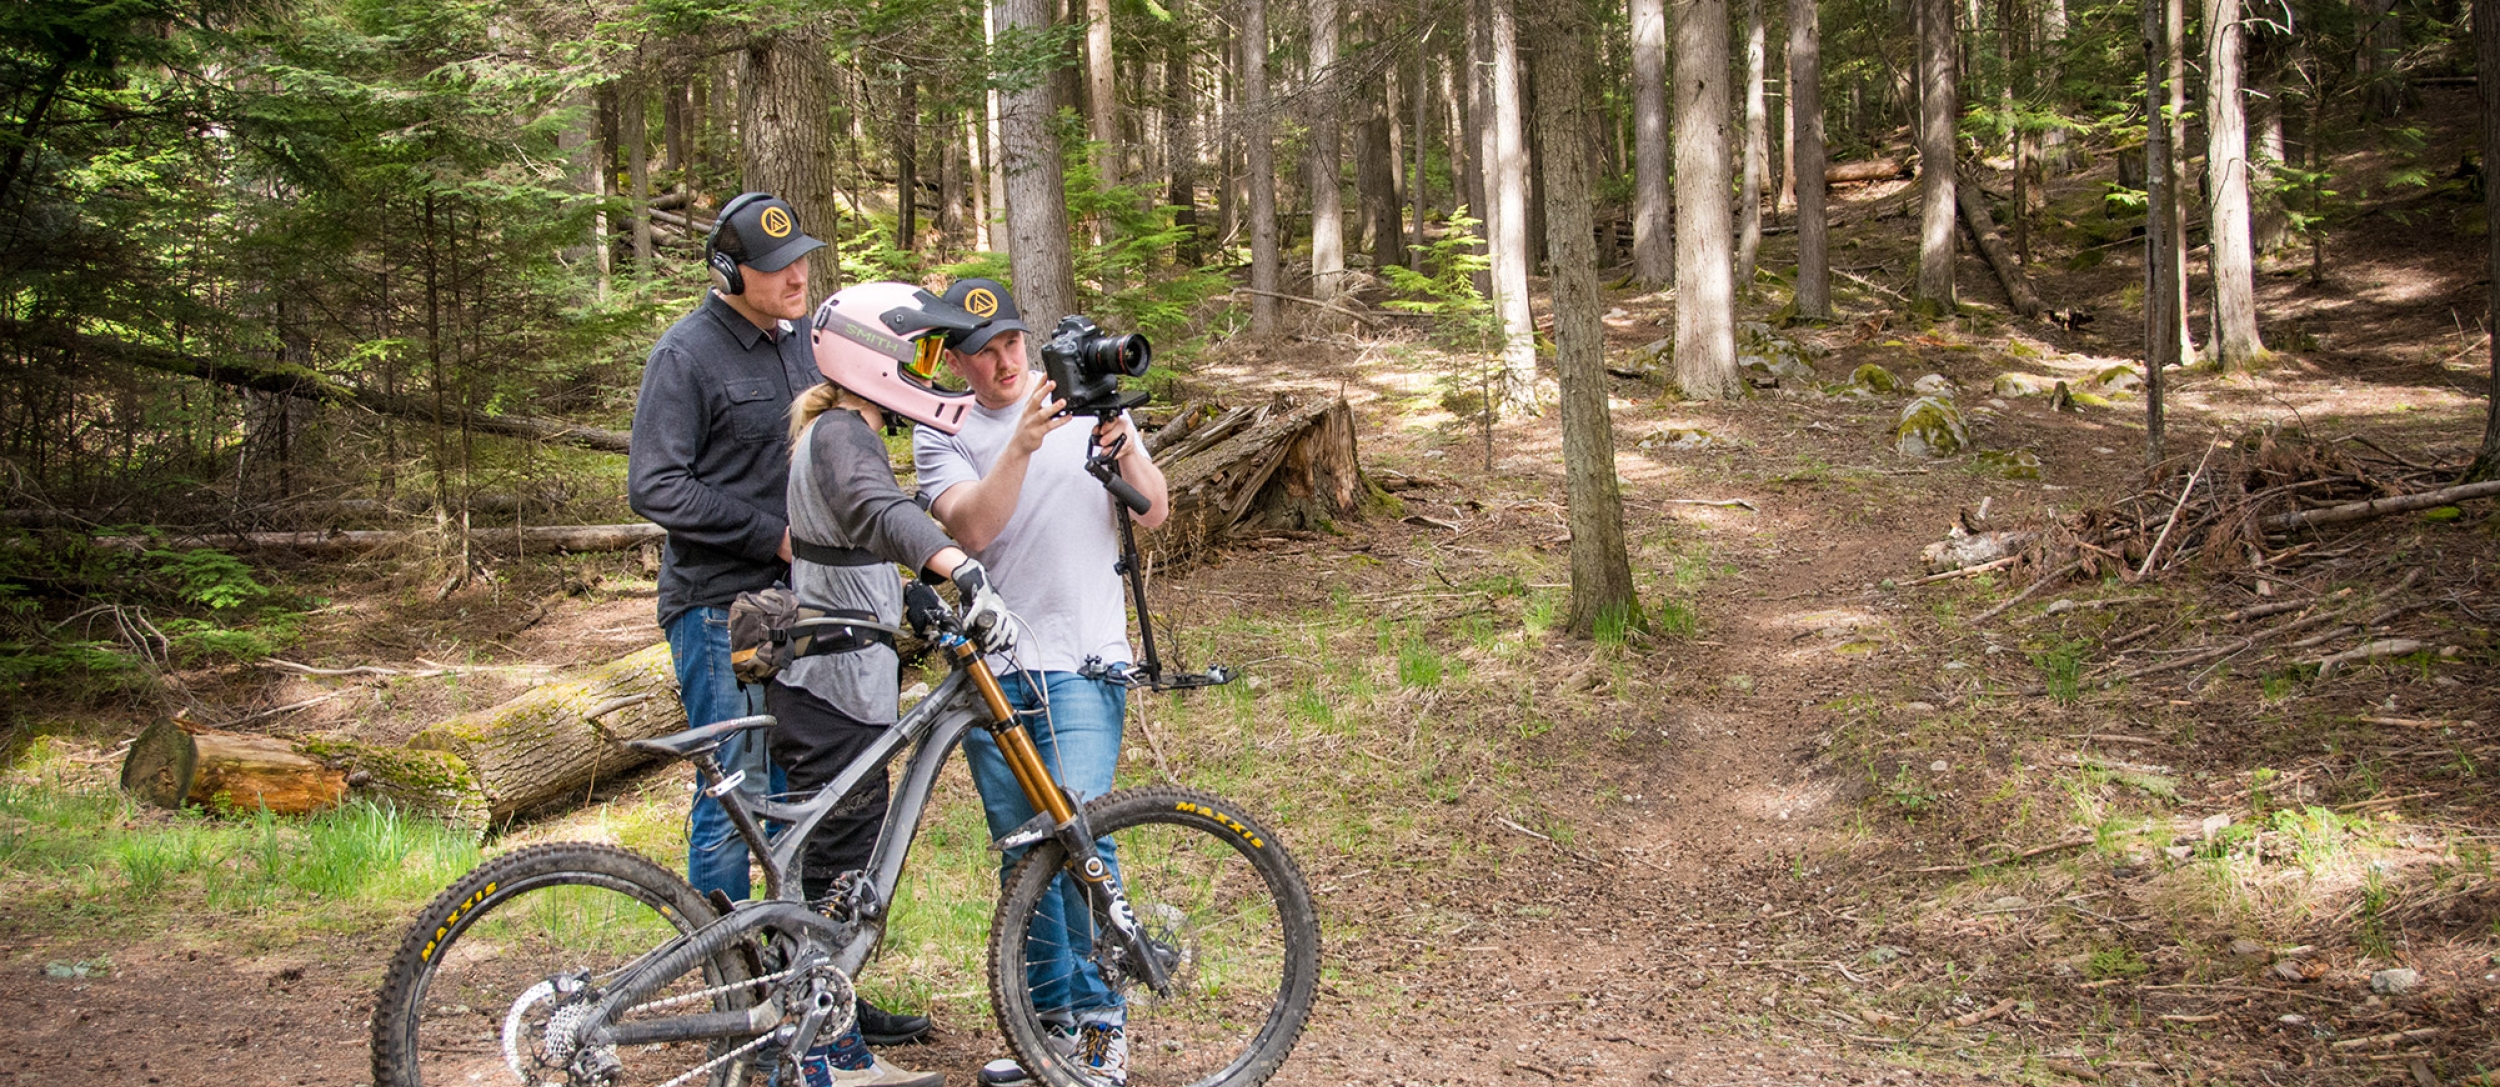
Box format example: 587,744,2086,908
1073,395,1233,693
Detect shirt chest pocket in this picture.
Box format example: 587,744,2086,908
723,379,783,443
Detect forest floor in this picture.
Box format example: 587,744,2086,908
7,92,2500,1086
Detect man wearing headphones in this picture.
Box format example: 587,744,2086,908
627,192,932,1051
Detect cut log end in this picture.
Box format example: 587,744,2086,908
120,720,347,816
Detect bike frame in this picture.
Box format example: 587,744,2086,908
581,634,1167,1055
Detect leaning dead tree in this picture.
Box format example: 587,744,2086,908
27,325,632,454
1957,180,2046,318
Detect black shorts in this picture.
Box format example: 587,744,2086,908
764,682,893,894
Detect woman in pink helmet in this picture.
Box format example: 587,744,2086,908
770,281,1001,1087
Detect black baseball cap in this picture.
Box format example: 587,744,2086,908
938,278,1030,354
713,192,826,273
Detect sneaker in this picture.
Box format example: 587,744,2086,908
976,1022,1079,1087
856,996,932,1047
795,1029,945,1087
1075,1021,1128,1087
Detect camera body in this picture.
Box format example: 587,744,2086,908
1039,315,1151,416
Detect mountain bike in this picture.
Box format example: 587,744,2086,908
368,589,1319,1087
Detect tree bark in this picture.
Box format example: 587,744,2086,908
741,32,844,301
986,0,1010,252
1001,0,1081,338
625,74,654,272
1914,0,1957,310
1166,8,1202,266
1957,180,2045,317
897,72,920,253
2204,0,2265,369
1789,0,1830,319
1243,0,1281,334
1529,8,1641,637
939,107,966,253
2474,0,2500,481
2250,61,2287,253
1466,0,1497,301
1411,13,1430,272
1674,0,1741,399
1736,0,1769,289
1360,72,1405,270
1085,0,1119,184
409,643,688,824
2142,0,2175,468
1308,0,1347,301
1486,0,1540,411
1631,0,1673,287
122,720,348,817
2163,0,2196,365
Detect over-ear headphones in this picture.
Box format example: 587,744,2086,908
706,191,772,296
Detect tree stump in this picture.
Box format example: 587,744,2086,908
1143,396,1365,565
406,642,685,825
120,719,348,816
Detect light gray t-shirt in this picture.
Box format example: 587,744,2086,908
781,409,958,723
913,390,1134,675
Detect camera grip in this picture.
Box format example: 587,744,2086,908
1104,474,1151,515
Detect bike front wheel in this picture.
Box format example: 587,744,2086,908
988,787,1320,1087
371,842,762,1087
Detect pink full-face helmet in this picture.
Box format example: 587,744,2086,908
809,282,986,435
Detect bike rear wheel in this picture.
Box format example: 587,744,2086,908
371,842,762,1087
988,787,1320,1087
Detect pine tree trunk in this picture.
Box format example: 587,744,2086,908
1529,8,1641,637
1411,16,1431,272
986,0,1010,252
1086,0,1119,183
2250,63,2288,253
1362,75,1404,270
2164,0,2196,364
2143,0,2176,467
1631,0,1673,287
1736,0,1768,290
2472,0,2500,481
2360,0,2408,121
940,110,965,254
1466,0,1497,301
898,73,920,253
1166,9,1202,266
1674,0,1741,399
625,76,654,273
1001,0,1080,336
1790,0,1829,319
1244,0,1281,334
2204,0,2264,369
664,78,689,178
741,33,844,301
1914,0,1957,310
1308,0,1346,301
2038,0,2074,173
1487,0,1540,410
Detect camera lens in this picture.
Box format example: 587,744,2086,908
1086,332,1150,377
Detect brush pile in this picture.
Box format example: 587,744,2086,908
2018,430,2498,583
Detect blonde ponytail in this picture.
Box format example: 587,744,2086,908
788,381,846,452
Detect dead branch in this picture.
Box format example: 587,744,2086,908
2260,480,2500,532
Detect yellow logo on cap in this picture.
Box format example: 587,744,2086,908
759,206,793,238
965,288,999,319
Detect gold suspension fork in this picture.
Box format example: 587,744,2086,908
958,643,1076,826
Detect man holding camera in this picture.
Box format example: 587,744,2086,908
912,278,1167,1087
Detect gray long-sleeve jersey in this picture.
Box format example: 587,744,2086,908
777,407,958,723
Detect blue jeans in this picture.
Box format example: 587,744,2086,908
665,606,785,901
963,671,1126,1019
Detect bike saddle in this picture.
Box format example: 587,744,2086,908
624,714,777,759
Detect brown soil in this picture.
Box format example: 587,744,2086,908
8,91,2500,1087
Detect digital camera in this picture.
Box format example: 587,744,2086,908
1039,315,1151,416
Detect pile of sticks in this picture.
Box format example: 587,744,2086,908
2024,433,2497,586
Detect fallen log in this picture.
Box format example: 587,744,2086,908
86,522,665,556
1956,180,2046,318
122,719,348,816
406,642,686,825
1828,158,1912,185
1144,396,1365,565
2260,480,2500,532
13,323,631,454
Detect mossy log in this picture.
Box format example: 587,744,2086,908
406,642,685,824
87,523,664,556
120,719,348,816
1143,396,1364,565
